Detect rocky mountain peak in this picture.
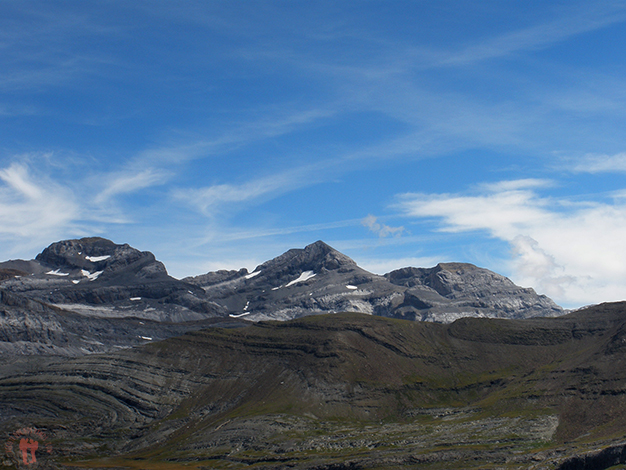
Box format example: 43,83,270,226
35,237,168,280
1,237,564,327
257,240,356,277
386,263,516,295
37,237,124,268
430,262,518,296
385,262,562,320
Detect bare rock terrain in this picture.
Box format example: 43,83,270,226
186,240,562,322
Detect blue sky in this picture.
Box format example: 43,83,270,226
2,1,626,308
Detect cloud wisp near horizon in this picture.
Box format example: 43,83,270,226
1,1,626,308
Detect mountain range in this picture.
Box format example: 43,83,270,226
0,237,562,356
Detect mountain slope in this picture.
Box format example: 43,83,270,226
386,262,561,321
0,288,248,356
1,303,625,469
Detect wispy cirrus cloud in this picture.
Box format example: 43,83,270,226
438,3,626,66
0,157,173,257
0,162,81,254
396,179,626,307
570,152,626,173
135,105,338,166
361,214,404,238
173,165,323,217
94,168,171,204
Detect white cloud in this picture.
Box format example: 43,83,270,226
0,159,174,259
361,214,404,238
439,4,626,66
0,163,81,254
95,168,170,204
397,180,626,307
198,219,362,243
173,166,322,217
175,178,285,216
509,235,576,299
136,105,338,166
571,152,626,173
478,179,554,192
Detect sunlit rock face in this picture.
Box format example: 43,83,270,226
187,240,563,322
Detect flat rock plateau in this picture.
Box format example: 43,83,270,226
3,238,626,469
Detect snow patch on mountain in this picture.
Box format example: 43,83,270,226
286,271,316,287
81,269,103,281
85,255,111,262
46,269,69,276
229,311,252,318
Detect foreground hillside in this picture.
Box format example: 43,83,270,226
1,302,626,469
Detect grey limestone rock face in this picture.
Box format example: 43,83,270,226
187,241,563,322
0,288,247,356
186,240,399,321
385,263,563,321
35,237,169,281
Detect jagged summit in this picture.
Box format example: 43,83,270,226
385,263,561,319
256,240,356,276
386,262,517,292
36,237,119,267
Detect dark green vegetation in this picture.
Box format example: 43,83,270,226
2,303,626,469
